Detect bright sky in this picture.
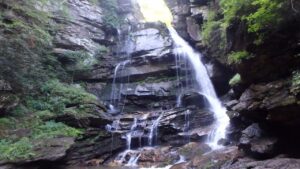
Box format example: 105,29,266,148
137,0,173,27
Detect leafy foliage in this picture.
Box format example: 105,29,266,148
228,51,251,64
101,0,122,28
0,138,35,161
202,0,287,50
201,11,223,46
32,121,82,139
291,71,300,94
229,74,242,86
26,80,97,114
0,120,82,161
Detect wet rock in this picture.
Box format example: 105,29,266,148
170,162,188,169
138,147,179,168
181,92,206,108
223,157,300,169
186,17,200,42
178,142,211,160
131,28,171,56
49,0,111,54
64,129,125,166
187,146,240,169
0,137,75,167
239,123,262,145
239,123,278,159
232,78,300,126
32,137,75,162
218,138,230,146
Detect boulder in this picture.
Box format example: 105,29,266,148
232,78,300,126
224,157,300,169
239,123,278,159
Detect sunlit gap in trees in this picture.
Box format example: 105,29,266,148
137,0,173,27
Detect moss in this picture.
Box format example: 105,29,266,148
229,74,241,86
228,51,252,64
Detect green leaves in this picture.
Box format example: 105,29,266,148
0,138,35,161
228,51,252,64
229,74,242,86
101,0,122,28
32,121,82,139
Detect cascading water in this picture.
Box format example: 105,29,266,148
148,113,164,146
168,27,230,149
110,60,130,111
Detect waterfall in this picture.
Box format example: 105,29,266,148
168,27,230,149
110,60,130,109
148,113,164,146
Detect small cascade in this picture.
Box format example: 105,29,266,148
148,113,164,146
126,118,138,150
126,153,141,166
168,27,230,150
109,26,134,113
110,60,130,109
183,109,190,142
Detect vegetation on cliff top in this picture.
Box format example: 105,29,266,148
201,0,290,62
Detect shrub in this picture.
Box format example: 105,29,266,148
101,0,122,28
229,74,242,86
219,0,285,44
228,51,251,64
201,11,223,45
0,118,16,129
32,121,82,139
291,71,300,94
41,80,97,105
26,80,97,114
0,138,35,161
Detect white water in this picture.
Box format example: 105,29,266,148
168,27,230,149
127,118,138,150
148,113,164,146
110,60,130,107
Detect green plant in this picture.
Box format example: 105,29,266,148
291,71,300,94
32,121,82,139
201,11,223,45
0,118,16,129
228,51,251,64
0,138,35,161
219,0,285,44
101,0,122,28
229,73,242,86
25,80,97,114
63,51,96,70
